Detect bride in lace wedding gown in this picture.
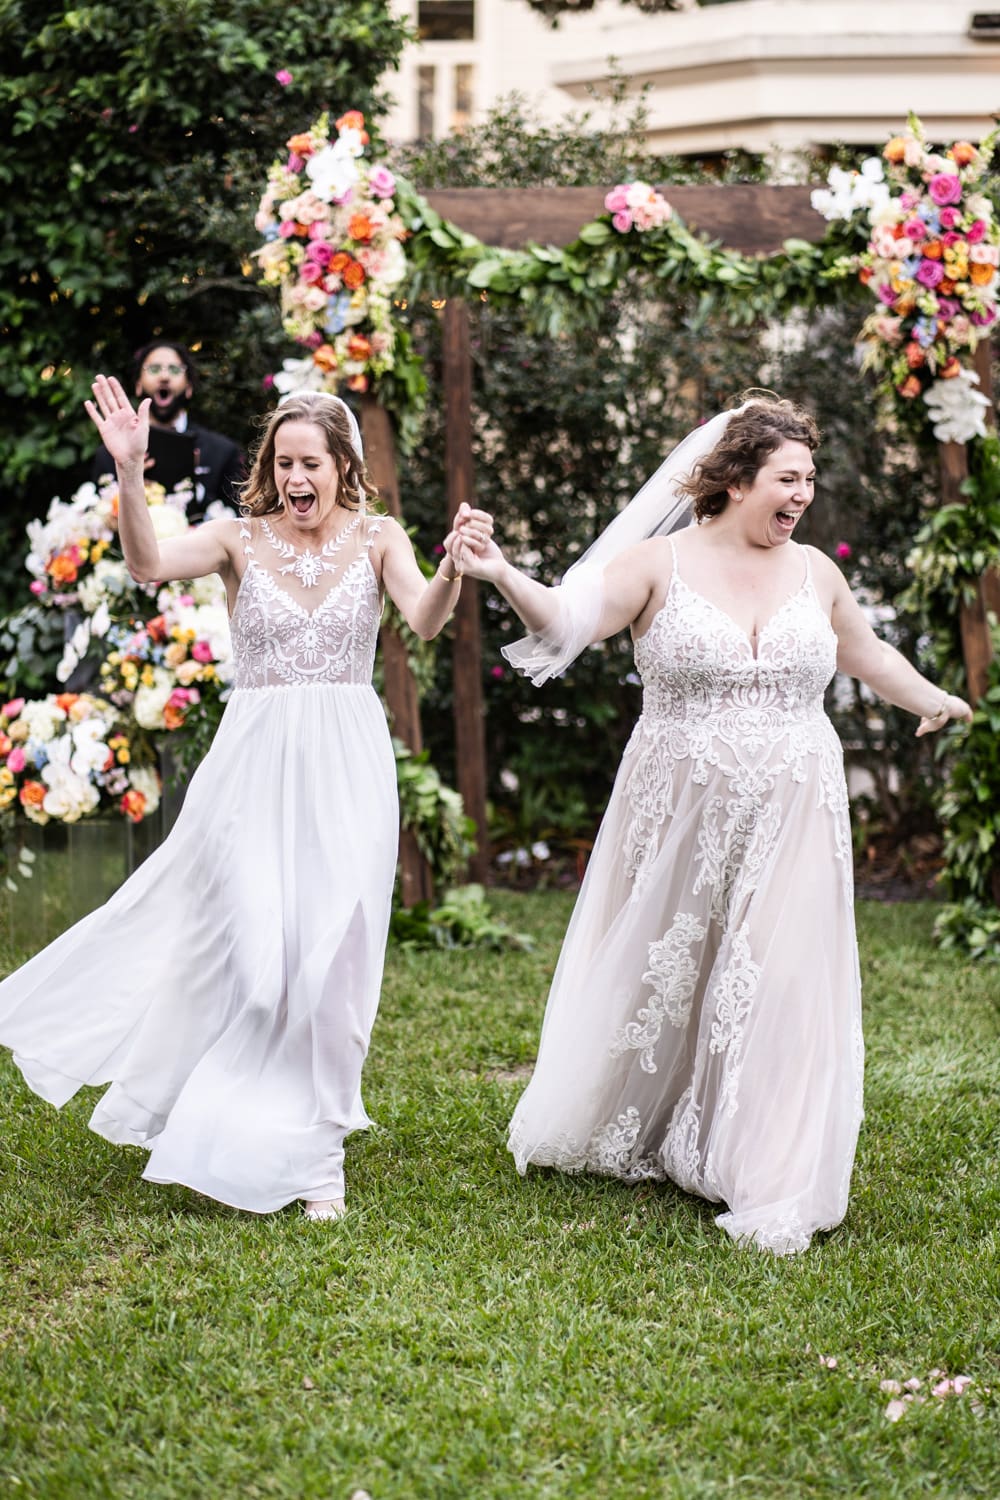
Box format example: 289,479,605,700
0,379,490,1219
455,395,970,1254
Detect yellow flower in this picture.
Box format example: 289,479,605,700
140,666,155,687
200,664,217,681
0,767,13,787
0,786,16,809
116,748,131,764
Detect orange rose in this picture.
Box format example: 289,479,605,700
120,789,147,823
939,357,962,379
312,344,338,373
348,213,374,243
950,141,977,167
346,374,369,393
48,553,79,585
884,137,907,163
19,780,45,808
858,266,873,285
347,334,371,360
162,704,186,731
335,111,369,144
970,261,995,285
904,342,925,369
329,252,350,274
898,375,923,399
343,261,365,290
54,693,79,713
938,278,957,295
147,615,168,643
287,133,315,157
0,733,10,757
921,240,943,260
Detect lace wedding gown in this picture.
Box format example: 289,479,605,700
0,514,397,1212
508,540,864,1254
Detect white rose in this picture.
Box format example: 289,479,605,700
133,668,175,730
149,506,189,542
127,765,161,816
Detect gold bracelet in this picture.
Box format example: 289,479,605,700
438,563,462,584
928,695,949,720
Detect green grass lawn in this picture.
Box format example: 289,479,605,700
0,894,997,1499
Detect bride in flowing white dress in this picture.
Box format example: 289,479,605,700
453,394,971,1254
0,377,491,1221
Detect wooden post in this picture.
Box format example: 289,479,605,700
358,396,433,906
442,299,491,883
942,337,998,706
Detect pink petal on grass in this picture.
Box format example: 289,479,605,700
885,1399,908,1422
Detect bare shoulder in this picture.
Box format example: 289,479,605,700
370,512,406,547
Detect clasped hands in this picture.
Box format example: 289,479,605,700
442,502,502,582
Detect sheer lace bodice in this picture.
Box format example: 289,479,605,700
230,515,384,689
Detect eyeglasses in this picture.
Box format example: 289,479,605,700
143,362,185,376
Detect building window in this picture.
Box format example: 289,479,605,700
418,1,475,42
452,63,475,130
417,64,436,138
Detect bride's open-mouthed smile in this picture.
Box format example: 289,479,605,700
274,419,342,534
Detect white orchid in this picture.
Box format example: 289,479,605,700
922,368,992,445
810,158,890,223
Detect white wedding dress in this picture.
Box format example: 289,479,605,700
508,540,864,1254
0,513,397,1212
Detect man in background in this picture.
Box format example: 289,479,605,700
91,340,244,520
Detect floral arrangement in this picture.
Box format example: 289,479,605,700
99,579,232,742
255,109,408,397
835,115,999,443
0,692,160,829
604,181,673,235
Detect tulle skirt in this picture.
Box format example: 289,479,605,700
0,683,398,1212
508,719,864,1255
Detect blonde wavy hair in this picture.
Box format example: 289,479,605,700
677,391,821,522
240,392,380,516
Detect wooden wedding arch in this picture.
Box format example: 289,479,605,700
358,184,997,902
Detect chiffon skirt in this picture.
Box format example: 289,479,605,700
0,683,398,1212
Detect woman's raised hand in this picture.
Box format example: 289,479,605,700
84,375,150,470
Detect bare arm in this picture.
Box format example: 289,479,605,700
814,549,972,736
377,508,494,641
453,520,658,645
85,375,239,585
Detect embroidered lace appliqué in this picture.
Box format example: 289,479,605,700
611,911,707,1071
231,517,384,689
707,923,761,1118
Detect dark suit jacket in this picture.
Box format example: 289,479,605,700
92,421,245,521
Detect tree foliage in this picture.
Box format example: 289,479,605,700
0,0,408,514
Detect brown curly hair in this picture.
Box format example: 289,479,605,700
240,392,380,516
678,392,821,522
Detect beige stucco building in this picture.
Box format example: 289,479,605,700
382,0,1000,158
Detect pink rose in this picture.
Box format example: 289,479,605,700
1,699,25,719
299,260,324,285
938,207,961,229
604,184,630,214
936,297,959,320
178,594,194,607
612,210,633,233
927,173,962,206
307,219,331,241
899,190,920,211
275,69,293,86
490,665,504,680
29,579,46,596
902,216,926,241
6,746,26,773
835,542,852,560
306,240,333,265
916,259,944,288
876,283,898,306
191,641,213,663
262,373,275,391
287,152,304,174
368,164,396,199
278,220,298,239
966,219,987,244
940,232,961,248
971,307,997,327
